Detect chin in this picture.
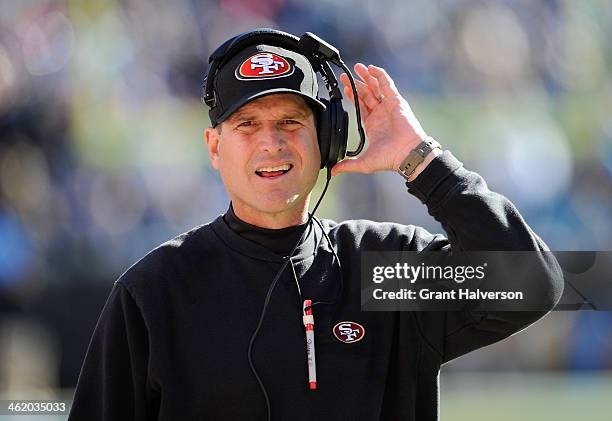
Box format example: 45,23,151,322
254,193,304,214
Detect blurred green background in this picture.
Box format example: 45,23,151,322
0,0,611,419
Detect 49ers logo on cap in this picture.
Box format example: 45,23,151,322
235,52,294,80
333,321,365,344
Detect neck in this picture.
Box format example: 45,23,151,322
231,199,310,229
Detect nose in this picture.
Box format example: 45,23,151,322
257,121,286,153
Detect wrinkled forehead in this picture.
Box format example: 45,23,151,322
225,93,313,123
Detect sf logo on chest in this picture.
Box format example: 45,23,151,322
236,52,293,80
333,321,366,344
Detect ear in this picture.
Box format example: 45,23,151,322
204,127,221,169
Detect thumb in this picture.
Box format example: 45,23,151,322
330,157,371,176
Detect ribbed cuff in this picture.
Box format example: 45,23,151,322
405,150,464,204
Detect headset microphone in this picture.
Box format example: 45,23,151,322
297,32,342,67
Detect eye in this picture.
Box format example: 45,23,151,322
238,121,254,128
282,119,299,125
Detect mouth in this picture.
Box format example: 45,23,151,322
255,163,293,179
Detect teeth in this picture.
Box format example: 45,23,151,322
257,164,291,172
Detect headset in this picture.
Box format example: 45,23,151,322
201,28,366,170
202,29,367,420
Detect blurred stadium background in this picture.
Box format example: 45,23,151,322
0,0,611,420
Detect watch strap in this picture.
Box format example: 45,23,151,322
397,136,441,180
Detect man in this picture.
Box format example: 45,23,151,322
69,32,563,420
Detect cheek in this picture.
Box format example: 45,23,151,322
307,136,321,169
313,139,321,162
218,141,251,180
297,130,320,162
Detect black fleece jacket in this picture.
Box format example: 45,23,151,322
68,151,563,421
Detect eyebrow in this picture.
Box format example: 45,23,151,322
227,108,311,123
227,112,257,123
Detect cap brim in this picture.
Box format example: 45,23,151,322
214,88,326,126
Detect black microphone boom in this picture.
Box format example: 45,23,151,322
298,32,342,66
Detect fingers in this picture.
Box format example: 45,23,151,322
354,63,383,100
343,86,370,120
340,63,400,103
340,73,378,111
366,65,399,97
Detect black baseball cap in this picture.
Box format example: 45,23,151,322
207,44,326,127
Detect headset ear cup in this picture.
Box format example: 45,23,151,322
325,98,349,170
338,106,348,163
317,98,332,169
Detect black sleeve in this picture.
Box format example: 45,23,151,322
406,150,564,363
68,281,159,420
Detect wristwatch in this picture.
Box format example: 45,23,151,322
397,136,441,180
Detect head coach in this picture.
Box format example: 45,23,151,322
68,29,563,421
